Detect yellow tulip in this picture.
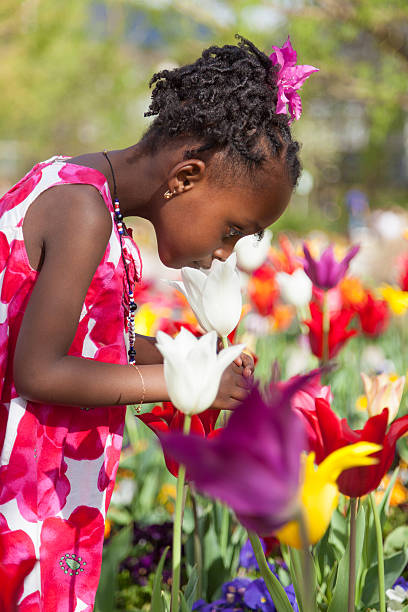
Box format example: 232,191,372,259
361,372,405,424
379,285,408,316
133,304,171,336
275,442,381,549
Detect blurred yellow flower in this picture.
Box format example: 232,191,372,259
275,442,381,549
379,286,408,316
355,395,368,411
157,483,177,514
133,304,159,335
375,474,408,506
361,372,405,423
104,518,111,539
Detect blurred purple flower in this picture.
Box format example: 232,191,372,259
284,585,299,612
244,579,275,610
238,539,277,576
160,376,313,535
244,579,299,611
394,576,408,590
269,36,319,124
302,244,360,290
239,538,265,570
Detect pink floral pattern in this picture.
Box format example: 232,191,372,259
0,156,142,610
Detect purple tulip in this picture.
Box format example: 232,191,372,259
302,243,360,290
160,376,314,535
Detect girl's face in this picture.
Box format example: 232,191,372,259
151,160,292,269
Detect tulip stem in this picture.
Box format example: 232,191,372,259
369,493,386,612
170,414,192,612
348,498,358,612
322,291,330,364
298,509,315,612
247,531,294,612
190,490,203,600
220,505,229,563
221,336,230,428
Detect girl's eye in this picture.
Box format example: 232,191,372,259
225,226,245,239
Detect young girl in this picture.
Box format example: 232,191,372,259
0,36,310,611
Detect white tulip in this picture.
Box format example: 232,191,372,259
170,253,242,337
156,328,245,415
234,229,272,272
276,269,313,308
361,372,406,424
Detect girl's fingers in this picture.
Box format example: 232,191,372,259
241,353,255,373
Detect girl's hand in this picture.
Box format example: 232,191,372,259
211,362,249,411
235,352,255,380
216,338,255,381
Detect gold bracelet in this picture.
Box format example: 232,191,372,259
131,364,145,414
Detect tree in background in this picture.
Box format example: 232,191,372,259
0,0,407,226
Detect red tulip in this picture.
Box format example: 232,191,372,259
356,292,389,337
158,318,203,338
398,255,408,291
137,402,222,477
304,302,357,359
298,397,408,497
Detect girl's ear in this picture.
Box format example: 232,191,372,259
167,159,206,195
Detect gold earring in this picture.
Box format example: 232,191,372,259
164,189,173,200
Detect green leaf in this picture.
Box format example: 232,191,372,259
150,546,170,612
384,525,408,556
94,526,132,612
397,435,408,463
106,506,132,526
327,508,348,559
363,469,400,572
378,467,400,527
184,565,199,607
361,550,408,608
328,503,365,612
313,525,337,585
288,546,305,612
180,592,191,612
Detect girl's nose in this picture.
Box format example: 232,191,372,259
212,242,236,262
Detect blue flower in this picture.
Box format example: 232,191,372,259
284,584,299,612
393,576,408,591
239,539,265,570
244,578,276,611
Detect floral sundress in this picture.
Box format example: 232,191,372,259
0,156,142,611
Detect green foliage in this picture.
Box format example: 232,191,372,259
1,0,407,226
151,546,170,612
94,525,132,612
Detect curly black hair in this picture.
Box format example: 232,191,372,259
141,35,301,188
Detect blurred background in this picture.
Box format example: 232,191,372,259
3,5,408,609
1,0,408,241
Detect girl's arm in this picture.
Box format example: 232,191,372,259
133,334,163,365
14,184,247,409
14,184,168,407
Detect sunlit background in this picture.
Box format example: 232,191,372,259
1,0,407,242
3,4,408,610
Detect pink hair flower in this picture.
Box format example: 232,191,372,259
269,36,319,124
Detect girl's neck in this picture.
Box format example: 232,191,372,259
67,145,163,219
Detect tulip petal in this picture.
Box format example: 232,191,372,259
317,441,381,483
202,255,242,337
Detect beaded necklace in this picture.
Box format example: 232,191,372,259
102,150,137,365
